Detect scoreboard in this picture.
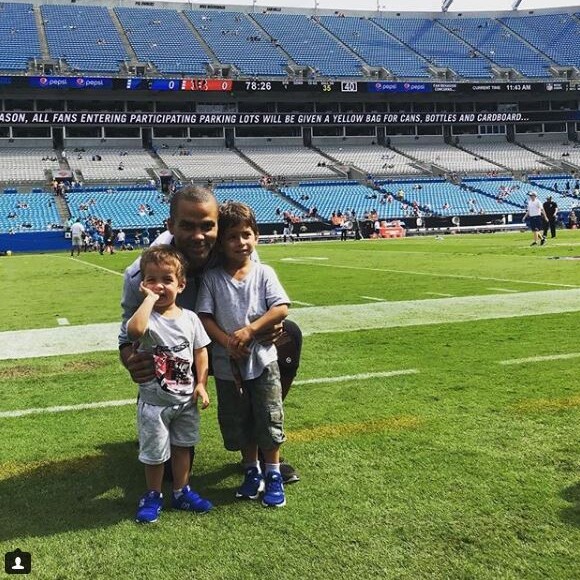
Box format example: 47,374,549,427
0,76,574,95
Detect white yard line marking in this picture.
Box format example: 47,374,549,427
294,369,418,385
292,300,314,306
277,259,579,289
499,352,580,365
360,296,386,302
3,288,580,360
0,399,136,419
0,371,417,418
487,288,518,293
58,255,123,277
424,292,454,297
57,318,70,326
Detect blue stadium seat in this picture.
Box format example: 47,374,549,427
437,17,552,78
373,17,494,78
500,13,580,67
251,13,363,78
41,5,129,73
0,3,41,72
185,11,288,76
115,7,210,75
0,192,61,233
319,15,429,78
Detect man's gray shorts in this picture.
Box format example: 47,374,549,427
215,361,285,452
137,399,200,465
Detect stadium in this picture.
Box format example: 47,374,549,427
1,0,580,578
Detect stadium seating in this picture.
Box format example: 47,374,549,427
213,184,301,223
251,13,363,77
185,10,288,76
155,146,261,181
237,146,338,178
316,144,422,176
41,5,128,73
282,181,406,220
318,15,429,78
376,178,519,216
114,7,210,74
518,138,580,169
0,149,60,183
394,143,500,173
457,141,547,172
65,186,168,229
527,175,580,211
436,17,552,78
465,177,532,209
0,191,61,233
373,17,494,78
500,13,580,67
0,3,40,72
69,149,161,182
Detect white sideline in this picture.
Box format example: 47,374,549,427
2,288,580,360
0,370,417,418
499,352,580,365
276,259,580,289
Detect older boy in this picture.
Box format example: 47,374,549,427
197,203,290,507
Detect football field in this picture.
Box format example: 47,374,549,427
1,232,580,579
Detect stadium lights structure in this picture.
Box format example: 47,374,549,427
442,0,454,12
511,0,524,9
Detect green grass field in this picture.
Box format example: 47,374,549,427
1,231,580,579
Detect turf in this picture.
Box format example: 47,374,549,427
1,232,580,579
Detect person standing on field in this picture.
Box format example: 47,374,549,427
523,191,548,246
542,195,558,239
70,218,84,257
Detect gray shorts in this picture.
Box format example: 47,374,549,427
71,235,82,247
215,361,285,452
137,399,200,465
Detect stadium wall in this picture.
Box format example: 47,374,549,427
0,230,68,253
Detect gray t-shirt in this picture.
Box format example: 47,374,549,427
196,263,290,381
137,308,210,406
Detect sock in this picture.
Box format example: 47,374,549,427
265,463,280,475
173,486,187,499
244,461,261,473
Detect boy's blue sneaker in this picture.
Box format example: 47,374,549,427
262,471,286,508
135,490,163,523
171,485,213,514
236,466,265,500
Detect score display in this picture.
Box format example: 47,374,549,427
1,76,573,95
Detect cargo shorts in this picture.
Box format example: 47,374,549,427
215,361,285,452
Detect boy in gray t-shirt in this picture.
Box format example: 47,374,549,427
127,244,213,523
197,202,290,508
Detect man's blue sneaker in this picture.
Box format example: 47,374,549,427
262,471,286,508
171,485,213,514
236,466,265,500
135,490,163,523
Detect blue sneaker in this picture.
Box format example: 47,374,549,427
171,485,213,514
135,490,163,523
236,466,265,500
262,471,286,508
